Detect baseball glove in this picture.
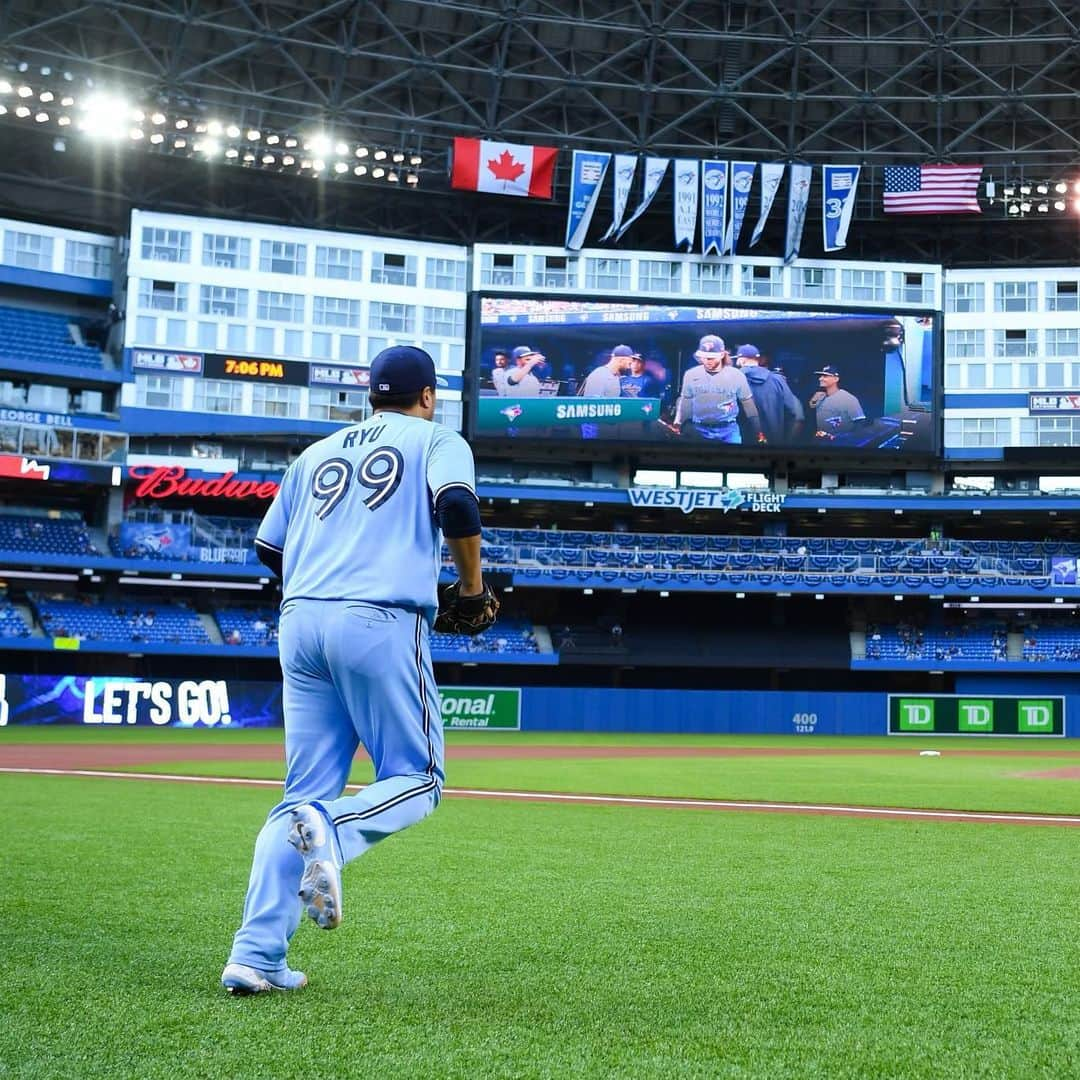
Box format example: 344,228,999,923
434,580,500,636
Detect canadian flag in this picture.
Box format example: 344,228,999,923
450,137,557,199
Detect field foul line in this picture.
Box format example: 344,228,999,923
2,765,1079,826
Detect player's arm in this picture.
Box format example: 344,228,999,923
672,373,691,428
736,379,764,441
253,463,297,577
428,428,483,596
506,358,540,385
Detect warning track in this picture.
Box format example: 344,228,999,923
2,766,1078,827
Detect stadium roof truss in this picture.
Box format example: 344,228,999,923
0,0,1078,261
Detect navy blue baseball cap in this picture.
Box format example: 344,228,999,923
815,364,841,377
736,344,761,359
511,345,544,362
370,346,437,394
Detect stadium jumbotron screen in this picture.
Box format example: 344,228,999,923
471,296,939,454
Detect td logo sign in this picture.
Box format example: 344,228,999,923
889,695,1064,736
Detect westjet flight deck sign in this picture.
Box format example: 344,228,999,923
627,487,786,515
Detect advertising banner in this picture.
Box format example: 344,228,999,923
478,396,661,432
0,675,520,730
117,521,192,559
439,687,521,730
888,694,1065,736
130,349,204,375
1029,392,1080,414
626,487,786,515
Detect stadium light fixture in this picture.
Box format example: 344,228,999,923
409,152,422,166
39,90,53,102
78,92,130,139
247,128,261,140
0,80,11,94
373,148,387,161
226,124,240,138
354,164,367,176
334,160,348,173
16,85,33,98
334,140,349,156
371,165,385,178
14,105,30,118
0,105,7,116
34,111,48,122
309,133,332,156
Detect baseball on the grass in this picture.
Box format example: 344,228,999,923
919,750,942,757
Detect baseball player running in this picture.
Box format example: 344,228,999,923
668,335,764,443
222,345,498,995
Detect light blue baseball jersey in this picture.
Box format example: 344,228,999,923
256,411,475,619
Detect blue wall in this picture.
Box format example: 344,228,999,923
518,686,1078,737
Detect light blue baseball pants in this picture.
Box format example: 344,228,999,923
229,599,444,972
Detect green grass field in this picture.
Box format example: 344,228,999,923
2,729,1078,1078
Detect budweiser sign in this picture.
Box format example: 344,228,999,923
128,466,280,500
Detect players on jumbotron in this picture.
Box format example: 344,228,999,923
733,343,804,444
580,344,635,396
808,364,866,438
503,345,545,396
490,350,511,395
669,334,764,443
222,346,491,995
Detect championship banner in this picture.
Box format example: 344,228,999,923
616,157,669,241
822,165,861,252
599,154,638,242
565,150,612,251
726,161,757,253
673,160,700,251
749,163,785,247
700,160,729,256
783,164,813,264
477,396,660,433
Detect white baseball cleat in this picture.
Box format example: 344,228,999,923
221,962,307,994
288,804,343,930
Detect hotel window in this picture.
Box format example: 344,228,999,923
584,257,629,291
994,280,1037,312
65,240,111,278
945,281,984,313
251,384,301,418
193,379,244,413
425,257,467,291
257,291,305,323
258,240,307,276
139,280,187,313
369,302,415,334
200,286,248,319
140,228,190,263
315,246,362,281
313,296,361,329
371,252,417,286
202,234,251,270
423,307,465,337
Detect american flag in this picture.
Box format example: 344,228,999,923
882,165,983,214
